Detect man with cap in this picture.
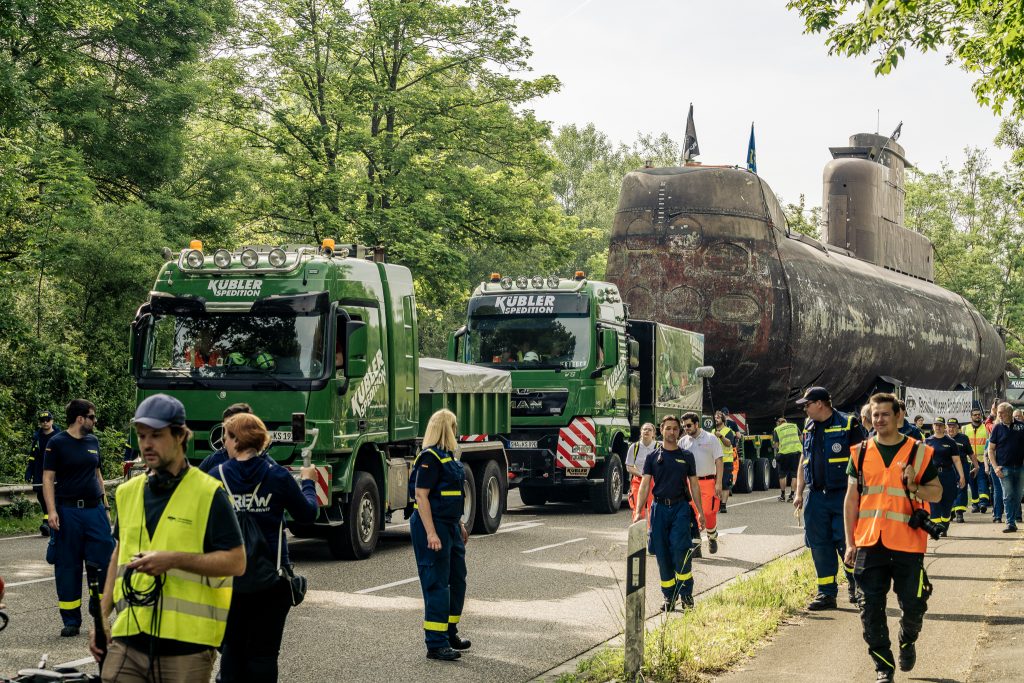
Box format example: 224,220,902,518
90,393,245,682
947,418,976,523
25,410,62,536
924,418,965,536
963,407,991,515
793,386,863,610
41,399,114,637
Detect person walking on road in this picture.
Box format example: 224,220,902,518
212,412,319,683
793,386,863,610
625,423,657,523
90,394,246,682
25,410,61,536
680,412,723,555
946,418,976,523
42,399,115,638
964,408,991,514
844,392,941,683
633,415,706,612
924,418,965,536
714,411,737,513
987,402,1024,533
773,417,802,502
410,409,471,662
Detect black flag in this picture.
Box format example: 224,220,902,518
683,103,700,162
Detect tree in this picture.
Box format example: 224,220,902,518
786,1,1024,116
783,194,822,238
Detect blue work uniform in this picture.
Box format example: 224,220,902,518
26,424,62,526
899,420,924,441
802,410,862,598
950,432,973,517
644,445,698,603
43,431,115,628
409,446,467,650
926,435,961,532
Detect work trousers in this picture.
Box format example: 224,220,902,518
952,458,969,515
411,511,467,649
854,548,930,675
102,639,216,683
33,485,48,526
219,577,292,683
970,464,990,508
929,468,959,531
53,505,115,627
689,478,719,541
803,489,854,598
649,500,694,601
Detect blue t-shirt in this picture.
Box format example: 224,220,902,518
925,435,959,469
643,445,696,500
198,448,230,473
989,421,1024,467
43,431,103,500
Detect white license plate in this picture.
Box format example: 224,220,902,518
565,467,589,477
509,440,538,449
270,430,293,442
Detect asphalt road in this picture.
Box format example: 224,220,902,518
0,489,805,681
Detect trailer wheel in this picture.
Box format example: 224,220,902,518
471,459,505,535
460,465,478,531
753,457,771,491
518,485,548,507
327,471,380,560
590,454,624,514
733,459,755,494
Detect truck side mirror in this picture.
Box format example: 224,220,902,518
346,321,369,378
628,339,640,370
447,326,466,362
601,329,619,367
695,365,715,379
129,313,153,377
291,413,306,444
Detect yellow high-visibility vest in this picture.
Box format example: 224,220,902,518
112,468,233,648
963,423,989,457
716,427,735,462
773,422,802,454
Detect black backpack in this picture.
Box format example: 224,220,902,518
217,464,280,594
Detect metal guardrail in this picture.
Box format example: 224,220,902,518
0,479,124,509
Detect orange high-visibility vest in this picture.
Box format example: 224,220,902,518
851,437,933,554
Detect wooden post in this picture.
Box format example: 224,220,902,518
624,520,647,681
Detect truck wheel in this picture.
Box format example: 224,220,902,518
327,471,380,560
461,465,478,531
471,459,505,535
590,454,624,514
518,485,547,507
733,459,754,494
753,457,770,491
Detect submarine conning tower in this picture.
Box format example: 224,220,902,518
822,132,933,282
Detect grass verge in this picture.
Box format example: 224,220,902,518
560,550,818,683
0,502,46,536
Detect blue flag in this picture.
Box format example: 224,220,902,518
746,122,757,174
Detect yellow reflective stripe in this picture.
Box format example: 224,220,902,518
817,576,835,585
660,578,676,588
440,490,461,496
886,511,911,523
675,572,692,582
917,570,924,598
862,486,885,495
872,651,895,669
828,457,849,463
824,426,845,433
436,457,453,464
802,458,809,465
59,599,82,610
424,621,448,632
448,615,460,624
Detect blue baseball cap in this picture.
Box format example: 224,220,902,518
796,386,831,405
133,394,186,429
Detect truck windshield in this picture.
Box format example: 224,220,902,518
138,312,327,381
466,315,590,370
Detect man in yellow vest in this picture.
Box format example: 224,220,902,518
844,393,942,683
963,408,990,514
714,411,736,513
773,417,802,503
90,394,245,682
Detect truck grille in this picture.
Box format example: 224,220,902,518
510,390,569,417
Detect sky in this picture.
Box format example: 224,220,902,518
507,0,1011,206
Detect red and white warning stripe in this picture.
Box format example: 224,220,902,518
288,465,332,506
459,434,488,442
730,413,748,434
556,417,597,469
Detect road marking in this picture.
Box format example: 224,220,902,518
521,537,586,554
5,576,53,588
355,576,419,594
0,534,39,541
54,657,96,669
725,495,778,508
491,521,544,535
717,526,748,537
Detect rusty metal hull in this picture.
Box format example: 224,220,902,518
606,166,1005,419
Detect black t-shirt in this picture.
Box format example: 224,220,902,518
847,436,938,483
925,435,960,469
43,431,103,499
951,433,973,463
989,421,1024,467
643,446,696,500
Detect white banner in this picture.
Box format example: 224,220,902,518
903,387,973,424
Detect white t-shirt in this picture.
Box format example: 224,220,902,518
681,429,723,477
625,440,658,474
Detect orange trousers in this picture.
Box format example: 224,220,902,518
690,477,720,536
628,475,653,524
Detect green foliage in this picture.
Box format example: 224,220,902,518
786,0,1024,116
782,193,822,238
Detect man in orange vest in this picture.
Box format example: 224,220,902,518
844,393,942,683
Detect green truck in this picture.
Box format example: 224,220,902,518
449,272,712,512
128,241,511,560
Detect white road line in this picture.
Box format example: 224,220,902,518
355,576,419,594
490,521,544,535
5,576,53,588
0,534,39,541
521,537,586,554
725,495,779,508
54,657,96,669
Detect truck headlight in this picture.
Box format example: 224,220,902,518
531,275,544,289
268,248,287,267
547,275,560,288
500,277,513,290
515,276,528,289
213,249,232,268
185,249,204,268
240,249,259,268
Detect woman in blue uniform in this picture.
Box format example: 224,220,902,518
410,409,470,661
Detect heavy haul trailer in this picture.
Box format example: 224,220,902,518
129,241,511,560
448,273,711,512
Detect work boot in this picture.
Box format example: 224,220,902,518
955,511,965,523
777,493,786,502
971,503,980,513
979,505,987,514
847,583,859,605
691,543,702,559
720,502,728,513
60,625,80,637
708,536,718,554
662,598,676,613
1002,524,1018,533
448,633,471,650
993,516,1002,523
875,670,894,683
806,593,837,611
39,524,50,537
899,642,917,672
679,594,694,610
426,646,461,661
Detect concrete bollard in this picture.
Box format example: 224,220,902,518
624,520,646,681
